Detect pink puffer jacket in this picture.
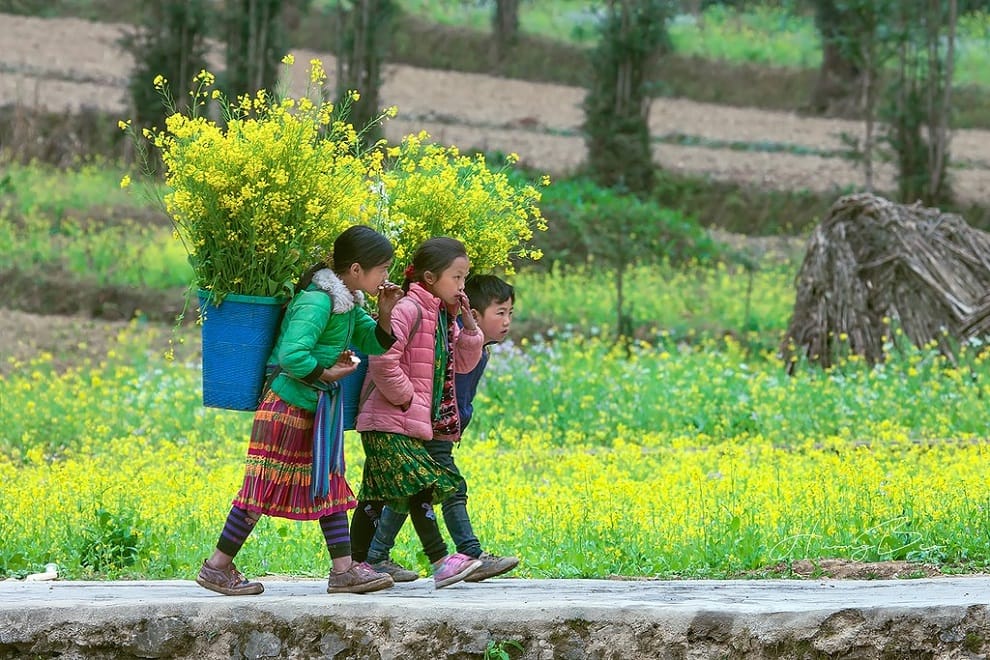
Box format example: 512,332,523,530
355,282,483,440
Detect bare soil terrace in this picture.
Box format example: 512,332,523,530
3,12,990,202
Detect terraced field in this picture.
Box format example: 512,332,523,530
3,12,989,202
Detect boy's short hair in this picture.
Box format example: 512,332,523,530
464,274,514,312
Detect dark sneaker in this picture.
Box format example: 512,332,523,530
432,552,482,589
327,562,394,594
464,552,519,582
196,560,264,596
369,558,420,583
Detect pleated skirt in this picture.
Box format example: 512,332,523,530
357,430,460,514
232,391,356,520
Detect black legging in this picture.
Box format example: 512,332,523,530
350,489,447,564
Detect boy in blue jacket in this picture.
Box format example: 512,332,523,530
350,274,519,582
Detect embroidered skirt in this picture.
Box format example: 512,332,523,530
357,431,460,514
233,391,356,521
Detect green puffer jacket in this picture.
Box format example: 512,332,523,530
268,269,389,412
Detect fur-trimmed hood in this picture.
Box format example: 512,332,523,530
269,268,386,413
310,268,365,312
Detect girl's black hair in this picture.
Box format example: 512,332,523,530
332,225,394,274
403,236,468,292
295,225,393,292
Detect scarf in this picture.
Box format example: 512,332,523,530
432,307,461,440
311,381,345,500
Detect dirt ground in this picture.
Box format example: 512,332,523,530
0,309,132,376
3,12,990,201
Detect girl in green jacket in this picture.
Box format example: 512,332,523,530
196,225,404,596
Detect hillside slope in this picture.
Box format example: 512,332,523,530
2,12,989,203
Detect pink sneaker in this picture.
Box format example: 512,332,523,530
432,552,482,589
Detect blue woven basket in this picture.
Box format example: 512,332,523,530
339,346,368,431
198,291,285,411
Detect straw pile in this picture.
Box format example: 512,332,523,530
780,192,990,372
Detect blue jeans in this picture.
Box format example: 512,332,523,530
367,440,482,562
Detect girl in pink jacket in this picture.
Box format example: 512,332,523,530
353,237,485,588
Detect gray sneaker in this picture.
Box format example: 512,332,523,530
464,552,519,582
369,558,420,582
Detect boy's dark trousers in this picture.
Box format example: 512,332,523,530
367,439,482,562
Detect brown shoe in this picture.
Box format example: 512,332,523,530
196,560,264,596
327,561,394,594
463,552,519,582
368,558,420,583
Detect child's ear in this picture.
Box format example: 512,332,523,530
348,262,362,277
470,309,480,322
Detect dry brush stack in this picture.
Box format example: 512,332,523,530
780,192,990,372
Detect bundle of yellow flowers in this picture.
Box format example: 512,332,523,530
123,57,390,303
371,131,548,281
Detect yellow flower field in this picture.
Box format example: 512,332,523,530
3,320,989,580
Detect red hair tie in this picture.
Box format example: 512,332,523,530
403,264,415,279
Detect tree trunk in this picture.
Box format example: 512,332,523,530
809,0,863,115
337,0,393,148
615,261,625,341
492,0,520,69
926,0,956,203
861,43,875,192
883,0,954,206
224,0,284,100
178,8,192,111
120,0,210,130
583,0,666,195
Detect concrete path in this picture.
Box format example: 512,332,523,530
2,576,990,659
